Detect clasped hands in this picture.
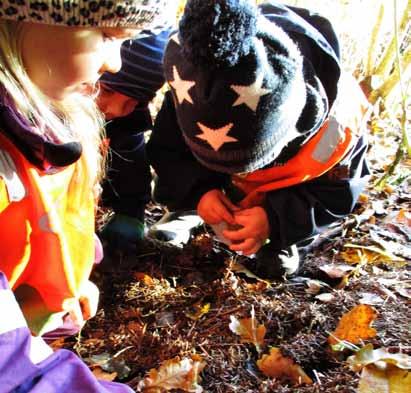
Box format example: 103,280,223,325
197,189,270,255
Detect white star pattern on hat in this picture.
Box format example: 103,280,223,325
196,122,237,151
169,66,195,105
231,71,272,112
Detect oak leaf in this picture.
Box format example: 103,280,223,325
328,304,377,346
137,356,206,393
257,347,313,385
229,308,266,353
348,344,411,393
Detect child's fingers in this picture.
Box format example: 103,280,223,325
216,204,236,225
223,227,250,241
230,238,259,255
220,193,241,213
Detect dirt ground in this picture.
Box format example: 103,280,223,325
59,128,411,392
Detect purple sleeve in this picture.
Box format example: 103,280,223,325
0,272,134,393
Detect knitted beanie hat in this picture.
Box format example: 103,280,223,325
0,0,176,28
164,0,328,174
99,27,172,102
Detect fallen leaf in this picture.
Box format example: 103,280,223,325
359,293,385,305
185,302,211,321
319,264,355,279
230,260,270,283
245,281,270,292
315,293,335,303
229,307,266,353
257,347,313,385
347,344,411,371
305,279,329,295
92,367,117,382
341,244,405,265
348,344,411,393
90,353,131,380
328,304,377,346
134,272,155,286
155,312,175,327
396,209,411,227
357,366,411,393
137,356,206,393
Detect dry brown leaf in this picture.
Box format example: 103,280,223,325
257,347,313,385
92,367,117,382
229,308,266,353
328,304,377,346
137,356,206,393
319,264,355,278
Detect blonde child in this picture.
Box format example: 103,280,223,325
0,0,174,390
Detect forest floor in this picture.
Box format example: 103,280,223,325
58,122,411,392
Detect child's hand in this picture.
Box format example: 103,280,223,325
197,189,239,225
223,207,270,255
66,281,99,328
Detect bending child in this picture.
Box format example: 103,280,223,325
147,0,370,279
96,27,172,259
0,0,173,390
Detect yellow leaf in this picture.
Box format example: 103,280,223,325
328,304,377,345
357,366,411,393
137,356,206,393
229,307,266,353
257,347,313,385
341,244,405,265
186,302,211,321
347,344,411,371
348,344,411,392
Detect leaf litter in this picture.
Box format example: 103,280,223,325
58,127,411,392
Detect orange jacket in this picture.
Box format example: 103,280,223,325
232,74,369,208
0,132,96,335
232,117,353,208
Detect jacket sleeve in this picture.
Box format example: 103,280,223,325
0,272,134,393
147,91,229,211
264,135,370,251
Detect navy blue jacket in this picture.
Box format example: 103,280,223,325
147,2,370,251
102,106,152,220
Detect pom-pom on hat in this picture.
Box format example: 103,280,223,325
99,27,172,102
0,0,176,29
164,0,328,175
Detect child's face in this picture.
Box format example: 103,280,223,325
20,23,137,101
96,83,140,120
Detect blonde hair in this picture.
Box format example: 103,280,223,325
0,20,105,189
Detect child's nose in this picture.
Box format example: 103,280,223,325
100,43,123,74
